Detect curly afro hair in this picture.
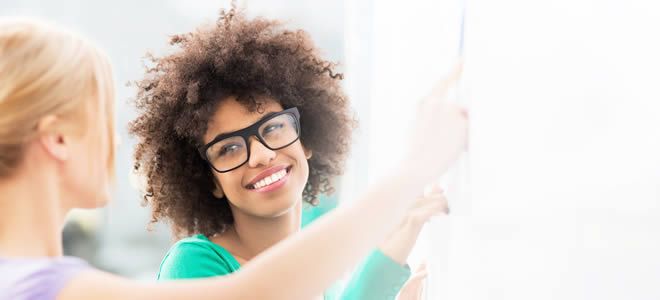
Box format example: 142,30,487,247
129,6,357,238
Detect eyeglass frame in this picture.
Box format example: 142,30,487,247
198,107,301,173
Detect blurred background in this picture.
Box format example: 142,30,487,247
3,1,660,299
1,0,348,279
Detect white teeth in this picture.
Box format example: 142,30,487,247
252,169,288,189
273,170,284,182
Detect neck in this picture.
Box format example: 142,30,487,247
0,166,67,258
229,199,303,260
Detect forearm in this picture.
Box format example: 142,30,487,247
235,163,437,299
378,177,450,266
60,161,452,300
339,249,412,300
378,225,422,265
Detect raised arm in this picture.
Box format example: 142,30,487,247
59,64,467,300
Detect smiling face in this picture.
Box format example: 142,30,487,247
203,96,312,219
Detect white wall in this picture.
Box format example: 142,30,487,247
347,0,660,299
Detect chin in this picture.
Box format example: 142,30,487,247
251,195,300,218
75,198,108,209
96,187,113,208
95,194,112,208
77,188,112,209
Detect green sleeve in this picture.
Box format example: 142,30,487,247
157,241,234,280
303,194,411,300
337,249,412,300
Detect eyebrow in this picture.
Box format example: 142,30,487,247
212,110,279,140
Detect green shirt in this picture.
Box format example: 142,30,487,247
158,234,411,300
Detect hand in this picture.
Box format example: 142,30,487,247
397,262,428,300
378,181,448,265
405,63,468,183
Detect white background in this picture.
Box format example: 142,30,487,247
345,0,660,299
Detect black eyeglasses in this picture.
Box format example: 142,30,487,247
199,107,301,173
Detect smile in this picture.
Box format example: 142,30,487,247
247,166,292,192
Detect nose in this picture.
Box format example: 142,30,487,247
247,136,276,168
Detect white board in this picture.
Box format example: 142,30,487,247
434,0,660,299
347,1,660,299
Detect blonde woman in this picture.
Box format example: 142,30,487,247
0,18,467,300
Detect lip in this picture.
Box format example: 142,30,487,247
250,169,291,193
246,164,291,188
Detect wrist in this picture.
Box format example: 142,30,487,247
401,149,456,186
378,244,409,266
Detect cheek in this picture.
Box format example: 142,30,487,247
215,173,242,198
90,145,112,207
293,145,310,177
298,155,309,175
63,142,106,208
87,144,108,189
90,140,109,181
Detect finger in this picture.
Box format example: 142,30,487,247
416,277,425,300
459,106,469,119
431,209,449,217
418,261,428,273
411,193,445,212
415,197,448,214
428,62,464,100
404,271,428,288
414,205,449,224
406,195,449,225
432,204,450,216
427,193,447,204
426,193,449,214
398,281,422,300
408,208,443,226
408,202,446,220
417,63,464,116
423,180,445,198
423,183,434,198
430,179,444,194
434,200,450,215
424,186,444,199
402,269,428,300
418,190,447,207
397,270,428,300
411,198,440,213
409,270,428,281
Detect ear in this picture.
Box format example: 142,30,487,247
303,145,313,160
211,175,225,198
37,116,68,162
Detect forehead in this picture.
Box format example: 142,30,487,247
204,96,283,143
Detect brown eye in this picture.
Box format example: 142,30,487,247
218,143,243,157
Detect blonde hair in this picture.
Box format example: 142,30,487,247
0,17,116,178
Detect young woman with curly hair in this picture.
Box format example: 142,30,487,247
129,7,458,300
0,14,466,300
